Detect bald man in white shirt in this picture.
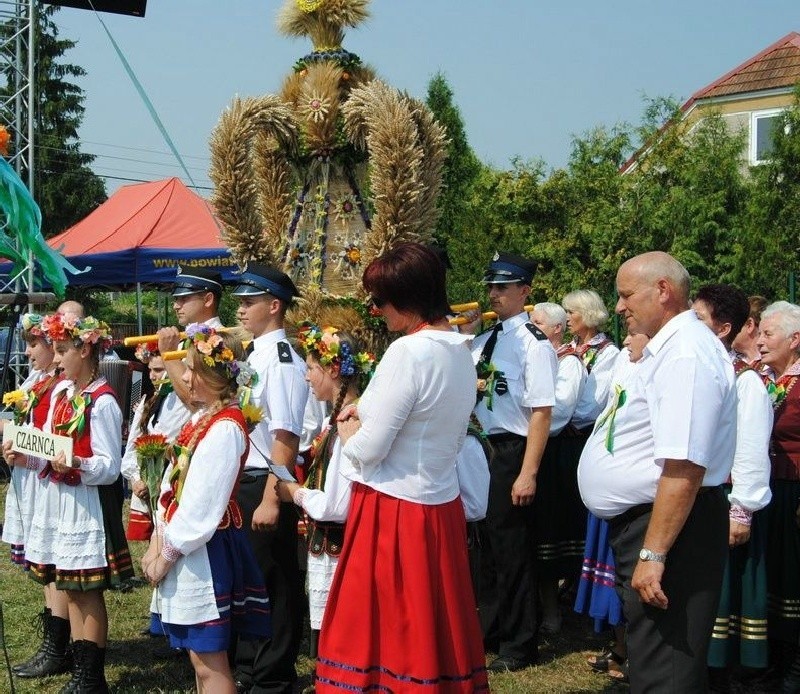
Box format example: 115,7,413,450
578,252,737,692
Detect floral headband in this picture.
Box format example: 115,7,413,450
41,313,113,351
296,322,375,378
20,313,49,342
135,341,159,364
185,323,256,387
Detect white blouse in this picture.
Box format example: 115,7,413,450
550,354,586,435
343,330,475,505
33,379,122,486
121,390,190,513
161,412,246,556
729,366,772,512
295,432,353,523
572,338,620,430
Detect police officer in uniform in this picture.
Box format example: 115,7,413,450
157,265,224,408
230,262,309,694
465,251,557,672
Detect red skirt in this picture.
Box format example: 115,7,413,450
316,483,488,693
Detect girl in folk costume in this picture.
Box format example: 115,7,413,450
123,342,191,542
2,313,72,680
2,313,60,560
276,324,375,670
141,325,270,694
120,341,192,638
15,313,133,693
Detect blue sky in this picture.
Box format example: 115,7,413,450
52,0,800,195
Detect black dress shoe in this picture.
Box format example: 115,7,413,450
487,656,536,673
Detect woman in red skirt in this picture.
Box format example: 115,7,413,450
316,243,488,693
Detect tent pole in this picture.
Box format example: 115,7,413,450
136,282,143,334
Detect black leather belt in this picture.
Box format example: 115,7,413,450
608,485,723,530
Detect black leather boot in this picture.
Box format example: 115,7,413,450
16,613,71,677
79,640,109,694
12,606,50,674
58,639,86,694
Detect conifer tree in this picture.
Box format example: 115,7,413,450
1,4,106,237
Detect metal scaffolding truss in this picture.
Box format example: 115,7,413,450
0,0,33,188
0,1,35,389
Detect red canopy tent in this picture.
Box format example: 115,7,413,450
47,177,235,287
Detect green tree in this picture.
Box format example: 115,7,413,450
625,99,747,290
425,72,482,303
1,4,106,237
733,84,800,298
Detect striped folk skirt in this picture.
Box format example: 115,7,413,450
708,498,768,668
766,479,800,645
574,512,624,632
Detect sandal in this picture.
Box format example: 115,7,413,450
587,647,626,674
607,659,629,683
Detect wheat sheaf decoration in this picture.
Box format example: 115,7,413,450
210,0,448,297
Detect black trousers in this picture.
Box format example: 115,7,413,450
231,474,304,694
478,434,539,662
609,487,728,693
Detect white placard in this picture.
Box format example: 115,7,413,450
3,422,74,466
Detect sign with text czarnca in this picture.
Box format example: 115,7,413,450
3,423,74,466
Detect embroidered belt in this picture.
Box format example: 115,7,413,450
38,461,80,486
164,499,243,530
218,500,243,530
307,520,345,558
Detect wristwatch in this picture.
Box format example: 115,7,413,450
638,548,667,563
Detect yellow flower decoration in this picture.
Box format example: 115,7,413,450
3,389,27,408
296,0,325,13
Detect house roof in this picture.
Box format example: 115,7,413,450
621,31,800,174
686,31,800,106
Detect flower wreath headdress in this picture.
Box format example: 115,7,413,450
184,323,256,388
41,313,113,352
20,312,50,342
296,322,375,380
135,340,159,364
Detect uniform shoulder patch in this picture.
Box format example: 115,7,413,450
525,323,548,341
277,341,293,363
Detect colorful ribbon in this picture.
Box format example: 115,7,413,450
594,384,627,453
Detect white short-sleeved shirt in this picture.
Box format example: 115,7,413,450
244,328,308,470
343,330,475,505
471,312,557,436
550,353,586,435
578,311,737,518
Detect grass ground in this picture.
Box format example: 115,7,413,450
0,479,627,693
